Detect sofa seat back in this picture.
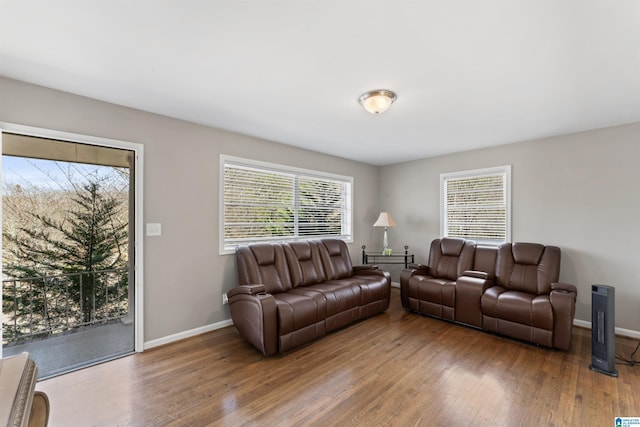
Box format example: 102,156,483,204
319,239,354,280
236,243,293,294
495,242,560,295
285,240,327,287
428,238,476,280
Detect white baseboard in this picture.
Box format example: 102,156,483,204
143,313,639,351
144,319,234,350
391,281,400,288
573,319,640,340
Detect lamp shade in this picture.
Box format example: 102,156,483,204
373,212,397,228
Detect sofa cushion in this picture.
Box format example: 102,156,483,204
291,280,361,316
285,241,326,287
428,238,476,281
512,243,544,265
319,239,354,280
441,238,465,256
407,276,456,308
274,292,327,335
236,243,293,293
291,280,362,332
354,276,390,306
481,287,553,330
496,243,560,295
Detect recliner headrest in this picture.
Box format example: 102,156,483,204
322,239,343,256
289,241,312,261
511,242,545,265
251,244,277,265
440,238,466,256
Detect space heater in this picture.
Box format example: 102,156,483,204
589,284,618,377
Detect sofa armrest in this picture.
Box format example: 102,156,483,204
551,282,577,294
407,263,429,272
229,289,278,356
550,282,577,350
353,267,387,278
461,270,488,280
227,284,266,298
400,264,430,286
353,265,379,272
455,272,493,327
354,266,392,289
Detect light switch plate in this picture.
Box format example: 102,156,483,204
146,223,162,236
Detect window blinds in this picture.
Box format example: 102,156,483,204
443,167,510,243
223,159,352,248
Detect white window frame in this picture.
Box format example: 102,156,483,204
220,155,353,254
440,165,511,246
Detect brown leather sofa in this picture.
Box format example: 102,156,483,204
229,238,391,356
401,238,578,350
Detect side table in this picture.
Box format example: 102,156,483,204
362,245,414,268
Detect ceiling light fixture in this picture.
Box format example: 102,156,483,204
358,89,397,115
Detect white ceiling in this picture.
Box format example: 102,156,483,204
1,1,640,166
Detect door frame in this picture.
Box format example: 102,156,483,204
0,122,145,353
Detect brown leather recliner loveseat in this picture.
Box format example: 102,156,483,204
401,238,577,350
229,238,391,356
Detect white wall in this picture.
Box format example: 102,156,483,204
3,76,638,340
380,124,640,333
0,77,381,344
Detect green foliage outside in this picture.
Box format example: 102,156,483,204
224,165,345,242
2,160,129,344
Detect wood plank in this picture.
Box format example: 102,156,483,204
38,288,640,426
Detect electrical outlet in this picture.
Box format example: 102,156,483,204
222,293,228,305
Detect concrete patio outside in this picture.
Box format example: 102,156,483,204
2,320,134,379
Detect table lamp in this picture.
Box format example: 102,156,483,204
373,212,397,255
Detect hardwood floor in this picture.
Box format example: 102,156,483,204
38,288,640,426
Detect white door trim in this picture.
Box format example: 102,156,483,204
0,123,145,353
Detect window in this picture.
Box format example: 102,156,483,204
220,155,353,253
440,165,511,245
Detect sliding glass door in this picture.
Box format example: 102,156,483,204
1,132,136,378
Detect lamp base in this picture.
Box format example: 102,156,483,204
382,228,389,255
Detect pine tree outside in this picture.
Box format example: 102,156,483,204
2,157,130,346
